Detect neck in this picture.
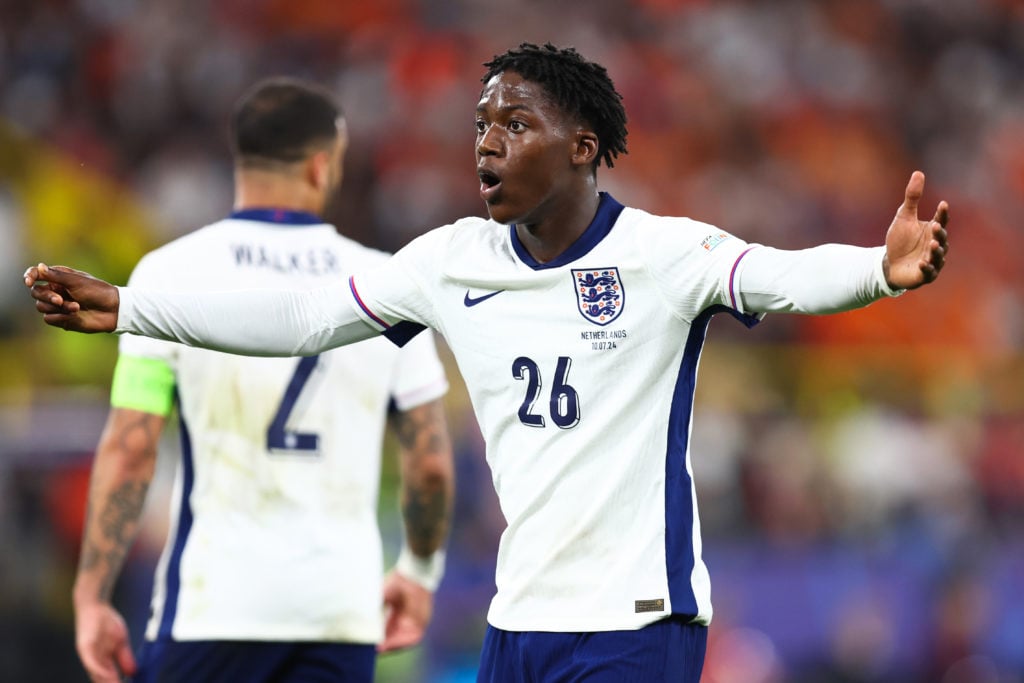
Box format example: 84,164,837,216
514,184,601,264
233,168,324,215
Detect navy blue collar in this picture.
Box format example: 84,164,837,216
510,192,625,270
229,208,323,225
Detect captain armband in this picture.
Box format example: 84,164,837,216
109,355,176,416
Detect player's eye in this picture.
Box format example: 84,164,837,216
475,120,487,134
508,120,526,133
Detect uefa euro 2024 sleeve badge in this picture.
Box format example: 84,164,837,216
572,268,624,326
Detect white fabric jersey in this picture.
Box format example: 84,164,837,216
345,194,754,631
116,194,899,634
346,194,890,632
122,210,448,644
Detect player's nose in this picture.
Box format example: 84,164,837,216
476,124,502,157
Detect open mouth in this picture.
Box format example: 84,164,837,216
478,169,501,200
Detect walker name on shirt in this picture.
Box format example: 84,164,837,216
580,328,627,351
232,244,342,276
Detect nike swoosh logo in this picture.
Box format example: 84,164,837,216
463,289,504,307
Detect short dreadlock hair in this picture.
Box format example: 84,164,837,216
481,43,628,169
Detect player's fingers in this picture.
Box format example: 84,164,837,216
928,239,946,272
377,637,402,653
80,654,119,683
378,628,422,652
34,296,81,314
89,668,119,683
33,295,78,313
29,276,79,307
35,300,67,315
42,313,81,329
379,606,423,652
115,642,138,677
377,629,401,653
918,260,938,283
90,669,120,683
48,263,96,278
36,262,66,284
36,262,92,287
23,265,41,286
899,171,925,218
30,283,66,307
932,200,949,229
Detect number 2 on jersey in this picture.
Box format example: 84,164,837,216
512,356,580,429
267,354,321,453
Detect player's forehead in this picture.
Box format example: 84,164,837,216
476,71,562,120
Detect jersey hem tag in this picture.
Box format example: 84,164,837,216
635,598,665,613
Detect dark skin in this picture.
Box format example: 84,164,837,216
25,68,948,325
21,58,950,683
476,71,602,263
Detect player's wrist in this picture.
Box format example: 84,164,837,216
395,544,446,592
72,581,111,609
877,249,906,298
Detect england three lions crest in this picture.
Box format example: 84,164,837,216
572,268,625,326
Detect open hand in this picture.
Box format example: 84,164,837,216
883,171,949,290
24,263,120,333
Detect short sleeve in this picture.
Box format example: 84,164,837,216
389,329,449,411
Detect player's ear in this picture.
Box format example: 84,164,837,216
308,150,330,191
572,130,599,168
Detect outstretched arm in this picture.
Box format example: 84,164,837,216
380,398,454,653
73,407,163,683
736,171,949,315
25,264,379,356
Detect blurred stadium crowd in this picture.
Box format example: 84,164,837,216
1,0,1022,681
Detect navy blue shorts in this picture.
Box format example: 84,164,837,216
131,639,376,683
476,616,707,683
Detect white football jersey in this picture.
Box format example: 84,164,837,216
119,210,448,643
348,193,760,631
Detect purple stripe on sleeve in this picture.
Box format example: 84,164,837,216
729,247,757,311
348,276,390,330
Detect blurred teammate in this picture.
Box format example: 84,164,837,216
62,78,454,683
26,44,947,682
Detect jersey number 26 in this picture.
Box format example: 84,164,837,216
512,356,580,429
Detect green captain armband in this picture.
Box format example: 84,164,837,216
109,355,176,416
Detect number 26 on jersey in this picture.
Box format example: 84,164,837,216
512,356,580,429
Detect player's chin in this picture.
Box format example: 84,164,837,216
484,200,518,226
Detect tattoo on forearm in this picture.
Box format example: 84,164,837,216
391,402,453,556
403,488,448,556
79,411,160,600
392,403,446,455
82,479,149,599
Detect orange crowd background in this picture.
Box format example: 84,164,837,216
1,1,1022,682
